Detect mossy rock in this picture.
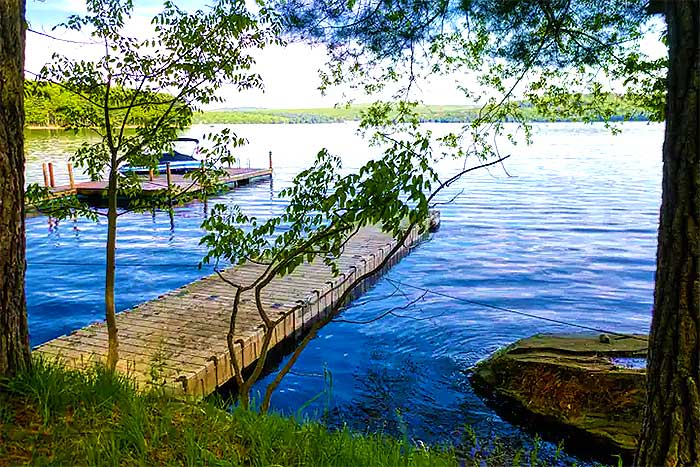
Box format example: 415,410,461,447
471,333,647,459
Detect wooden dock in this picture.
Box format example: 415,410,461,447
46,167,272,200
35,223,427,397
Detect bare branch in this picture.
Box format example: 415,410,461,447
27,28,97,45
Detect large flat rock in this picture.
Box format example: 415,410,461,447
470,333,647,459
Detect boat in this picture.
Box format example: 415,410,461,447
119,138,202,175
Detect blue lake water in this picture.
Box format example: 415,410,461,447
24,121,663,462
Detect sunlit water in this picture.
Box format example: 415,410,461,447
25,122,662,463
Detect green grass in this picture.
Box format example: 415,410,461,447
0,358,457,466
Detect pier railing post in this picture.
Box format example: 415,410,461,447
166,162,173,207
148,169,154,182
269,150,272,170
48,162,56,188
67,163,75,189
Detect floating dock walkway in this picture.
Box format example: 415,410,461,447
35,221,435,397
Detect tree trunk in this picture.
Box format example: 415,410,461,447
0,0,31,377
635,1,700,465
105,167,119,371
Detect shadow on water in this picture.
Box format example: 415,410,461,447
213,259,394,404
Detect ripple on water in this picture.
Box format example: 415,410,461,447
24,122,662,464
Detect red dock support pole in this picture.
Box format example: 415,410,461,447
42,162,49,187
48,162,56,187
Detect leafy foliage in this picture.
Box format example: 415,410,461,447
201,102,438,275
29,0,280,194
277,0,650,64
25,0,282,216
274,0,665,127
25,0,281,371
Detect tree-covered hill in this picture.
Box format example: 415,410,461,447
24,81,182,128
25,81,651,128
193,98,651,125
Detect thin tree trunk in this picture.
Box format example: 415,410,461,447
635,1,700,465
0,0,31,377
105,167,119,371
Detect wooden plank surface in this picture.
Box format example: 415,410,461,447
34,224,423,397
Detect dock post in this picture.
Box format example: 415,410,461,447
166,162,172,207
48,162,56,187
42,162,49,187
67,163,75,189
148,169,154,182
269,151,272,170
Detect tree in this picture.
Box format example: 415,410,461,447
28,0,280,371
0,0,31,376
635,2,700,464
272,0,700,464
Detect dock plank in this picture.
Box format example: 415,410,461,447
35,224,423,396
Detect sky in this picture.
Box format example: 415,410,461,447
25,0,668,110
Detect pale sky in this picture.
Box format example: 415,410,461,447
25,0,667,110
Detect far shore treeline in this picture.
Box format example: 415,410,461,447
25,80,651,129
24,81,184,129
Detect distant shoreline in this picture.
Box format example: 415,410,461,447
25,105,649,131
25,82,654,128
190,104,650,125
25,113,650,130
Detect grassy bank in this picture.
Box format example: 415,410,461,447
0,359,456,466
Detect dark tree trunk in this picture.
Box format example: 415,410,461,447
636,1,700,465
105,165,118,371
0,0,31,376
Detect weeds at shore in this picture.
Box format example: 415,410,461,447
0,358,619,466
0,358,455,466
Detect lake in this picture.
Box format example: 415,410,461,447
24,121,662,462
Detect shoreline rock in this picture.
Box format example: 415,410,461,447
470,333,647,461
